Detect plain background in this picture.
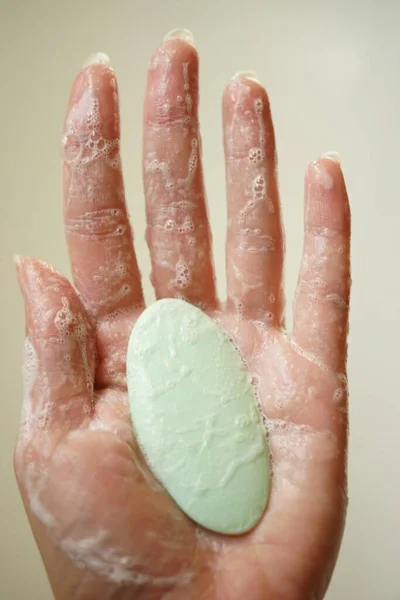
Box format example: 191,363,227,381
1,0,399,598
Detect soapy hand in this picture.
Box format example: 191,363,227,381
14,29,350,600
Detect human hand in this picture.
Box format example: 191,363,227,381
15,30,350,600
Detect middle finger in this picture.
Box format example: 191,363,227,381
143,31,217,309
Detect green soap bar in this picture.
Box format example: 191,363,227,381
127,299,270,534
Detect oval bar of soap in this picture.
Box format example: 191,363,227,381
127,299,271,534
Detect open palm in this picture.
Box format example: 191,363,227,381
15,32,350,600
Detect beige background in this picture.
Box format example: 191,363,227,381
1,0,399,598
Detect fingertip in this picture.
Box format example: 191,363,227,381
63,55,120,190
145,35,199,126
15,258,60,336
14,254,23,283
15,255,40,288
305,154,350,232
150,32,198,71
66,53,114,110
228,72,265,96
224,72,268,104
307,152,343,181
223,74,274,167
14,255,26,302
65,55,118,134
223,74,271,133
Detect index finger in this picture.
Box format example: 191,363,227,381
63,54,144,320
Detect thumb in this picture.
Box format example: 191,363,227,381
14,256,96,458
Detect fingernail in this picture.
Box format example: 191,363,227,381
14,255,28,297
14,254,25,285
232,71,260,83
15,258,56,310
81,52,112,69
163,28,195,46
322,151,341,164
